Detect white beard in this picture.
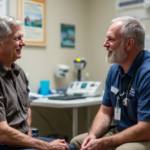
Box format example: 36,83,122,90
106,43,127,64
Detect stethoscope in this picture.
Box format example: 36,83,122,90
115,50,145,107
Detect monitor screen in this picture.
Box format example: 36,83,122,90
81,83,87,88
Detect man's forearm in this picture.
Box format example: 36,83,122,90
27,108,32,136
27,108,31,127
89,109,113,138
0,122,49,150
100,122,150,149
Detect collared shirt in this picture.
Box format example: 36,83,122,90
0,62,30,134
102,50,150,132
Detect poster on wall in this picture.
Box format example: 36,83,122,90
18,0,46,46
61,24,75,48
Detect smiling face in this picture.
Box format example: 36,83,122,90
0,25,25,68
103,21,127,64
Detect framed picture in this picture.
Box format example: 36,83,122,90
61,24,75,48
17,0,46,46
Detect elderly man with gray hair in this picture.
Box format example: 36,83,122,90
70,16,150,150
0,15,75,150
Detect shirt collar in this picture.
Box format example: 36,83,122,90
127,50,144,77
11,63,20,76
0,62,20,77
117,50,144,77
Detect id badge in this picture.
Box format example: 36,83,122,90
114,107,121,121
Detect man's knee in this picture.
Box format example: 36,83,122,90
67,143,76,150
70,136,78,147
116,142,150,150
70,133,88,150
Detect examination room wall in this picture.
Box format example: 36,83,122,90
11,0,90,93
86,0,116,91
8,0,150,140
9,0,92,139
85,0,117,133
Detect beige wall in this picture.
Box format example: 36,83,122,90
9,0,115,95
87,0,117,88
14,0,90,92
9,0,93,140
8,0,150,141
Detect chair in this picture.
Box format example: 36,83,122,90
31,127,39,134
109,124,117,129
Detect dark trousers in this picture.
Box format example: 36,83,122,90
0,133,75,150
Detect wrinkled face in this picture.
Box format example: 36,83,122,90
0,25,25,63
103,21,127,64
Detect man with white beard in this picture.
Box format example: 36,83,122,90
70,16,150,150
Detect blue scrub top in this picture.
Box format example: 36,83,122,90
102,50,150,132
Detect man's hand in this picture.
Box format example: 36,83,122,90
80,134,96,149
80,138,105,150
48,139,69,150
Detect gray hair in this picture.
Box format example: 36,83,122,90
0,15,22,40
111,16,145,50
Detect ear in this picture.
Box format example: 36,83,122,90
125,38,135,51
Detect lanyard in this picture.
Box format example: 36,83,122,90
115,50,145,107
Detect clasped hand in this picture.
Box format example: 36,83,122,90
48,139,69,150
80,135,105,150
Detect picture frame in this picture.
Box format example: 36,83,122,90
17,0,46,46
61,24,75,48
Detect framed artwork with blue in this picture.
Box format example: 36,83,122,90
61,24,75,48
17,0,46,46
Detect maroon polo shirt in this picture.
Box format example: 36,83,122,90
0,62,30,134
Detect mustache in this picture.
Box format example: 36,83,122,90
16,47,21,50
106,47,113,51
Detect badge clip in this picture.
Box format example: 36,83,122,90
123,98,128,106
